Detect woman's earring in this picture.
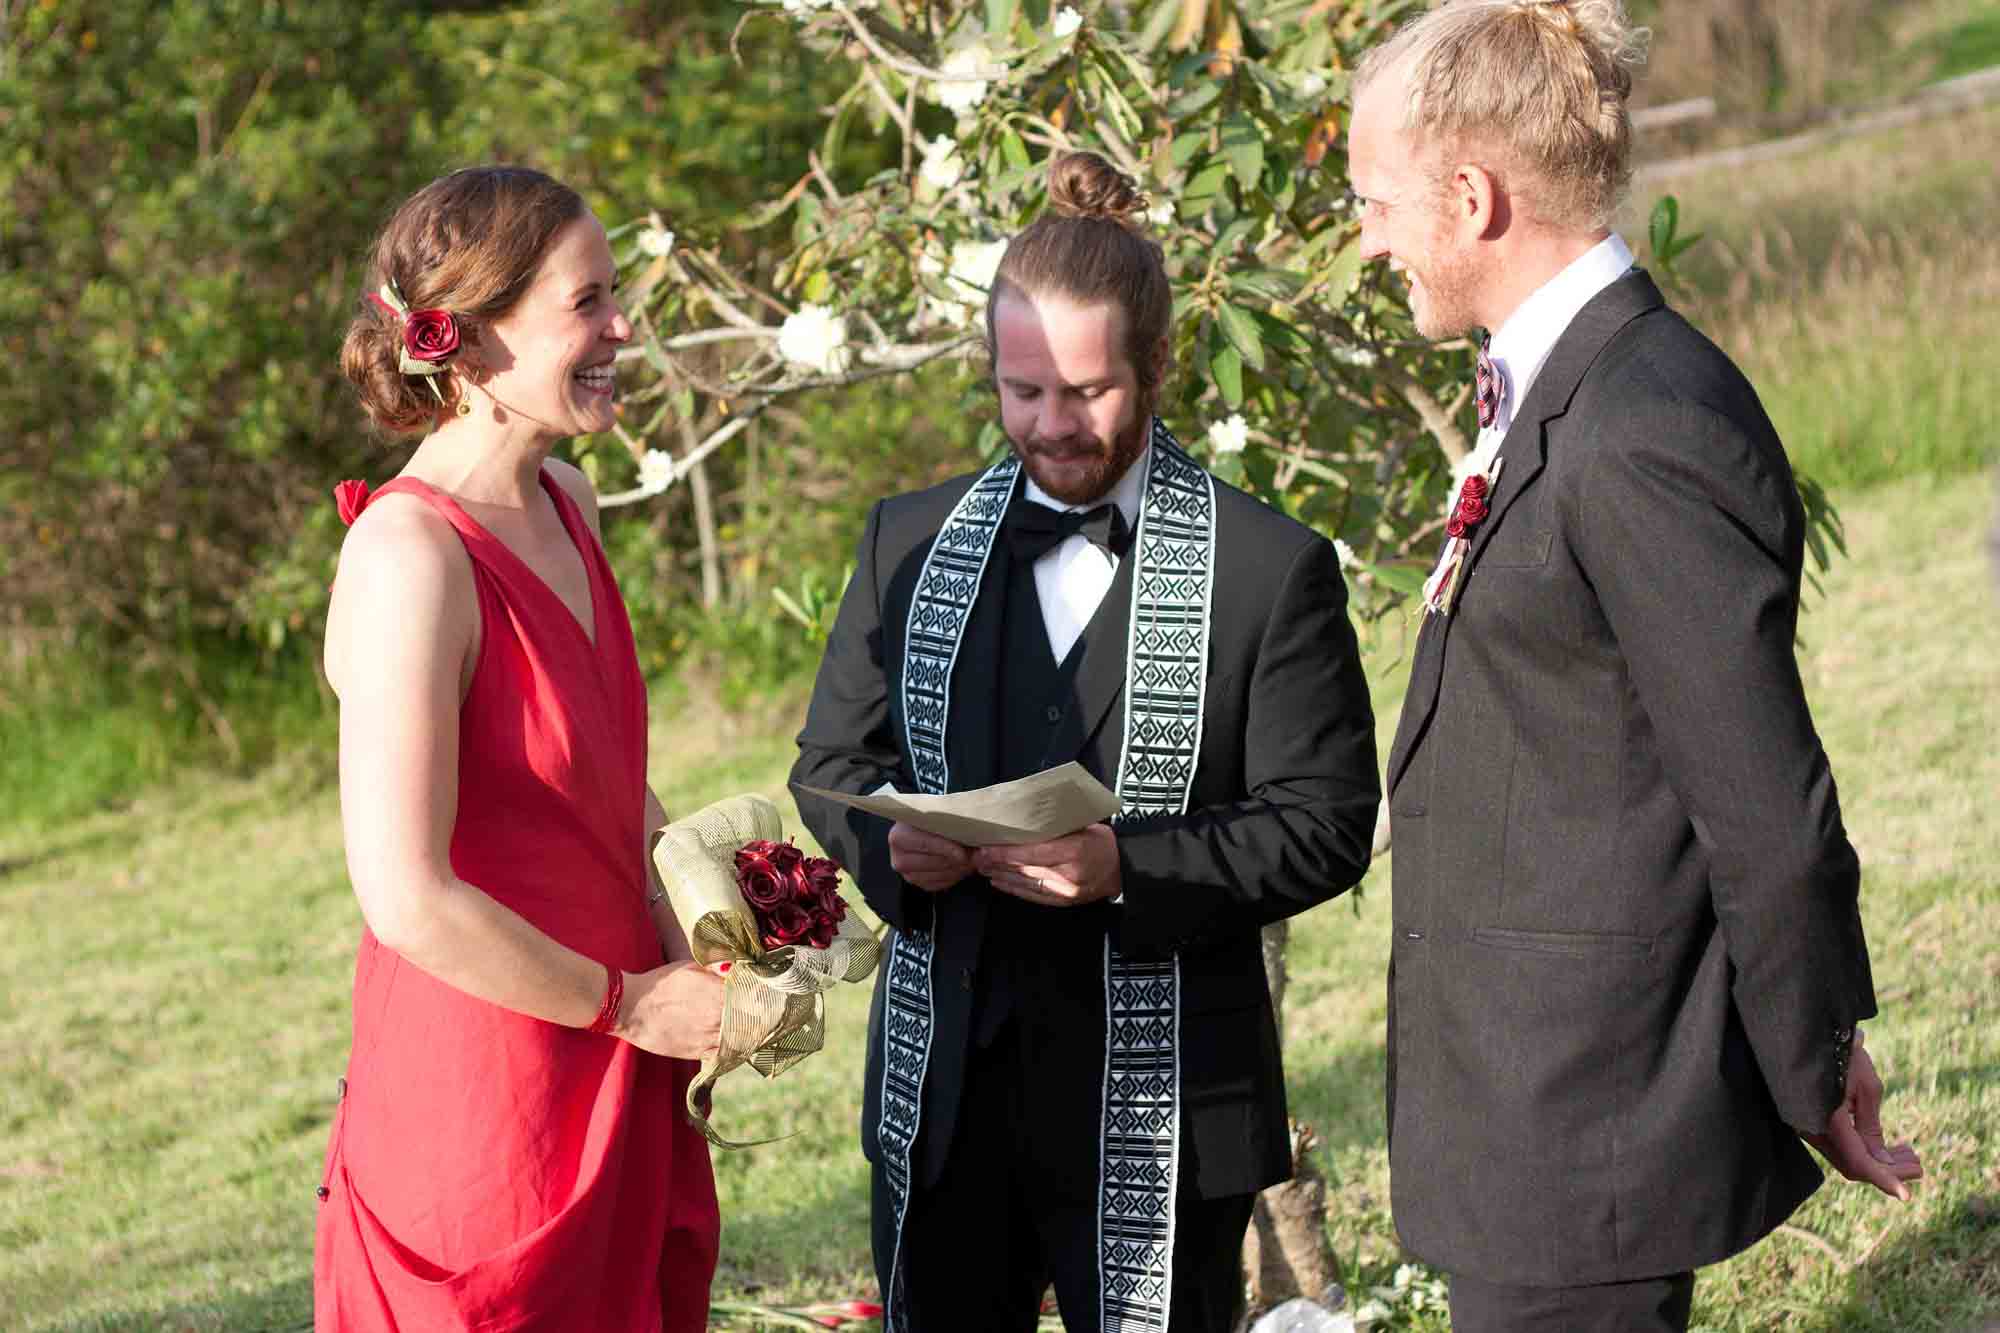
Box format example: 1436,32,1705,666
456,391,473,418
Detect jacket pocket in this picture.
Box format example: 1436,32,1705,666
1477,530,1554,569
1472,926,1653,959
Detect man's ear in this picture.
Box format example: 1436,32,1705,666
1147,334,1169,389
1451,162,1503,241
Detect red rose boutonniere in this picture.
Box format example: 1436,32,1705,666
1422,458,1505,616
734,839,849,952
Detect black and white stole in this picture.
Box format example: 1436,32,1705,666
880,419,1217,1332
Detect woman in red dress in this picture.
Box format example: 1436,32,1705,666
315,166,723,1330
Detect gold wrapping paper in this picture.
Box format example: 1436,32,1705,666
650,793,881,1148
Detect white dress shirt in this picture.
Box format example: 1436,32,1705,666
1460,232,1636,481
1019,443,1150,664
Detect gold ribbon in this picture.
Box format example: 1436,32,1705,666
650,793,882,1148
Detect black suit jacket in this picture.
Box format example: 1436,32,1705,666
792,464,1380,1200
1386,270,1877,1286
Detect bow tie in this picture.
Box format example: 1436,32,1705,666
1007,500,1132,562
1475,334,1505,431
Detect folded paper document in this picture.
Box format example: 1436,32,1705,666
797,762,1119,846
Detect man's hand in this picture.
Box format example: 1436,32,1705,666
1803,1030,1924,1201
888,821,974,892
973,823,1122,907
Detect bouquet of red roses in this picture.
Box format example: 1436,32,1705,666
652,795,879,1147
734,840,847,952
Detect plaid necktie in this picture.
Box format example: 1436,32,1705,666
1475,335,1502,431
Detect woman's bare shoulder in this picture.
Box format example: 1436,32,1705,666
542,457,602,537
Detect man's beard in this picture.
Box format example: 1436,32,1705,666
1407,239,1483,341
1010,402,1152,506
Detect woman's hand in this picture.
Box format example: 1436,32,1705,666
615,961,725,1061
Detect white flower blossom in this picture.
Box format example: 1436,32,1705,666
932,43,996,114
934,238,1007,326
917,135,966,193
638,448,676,494
1297,71,1328,100
780,0,832,12
1207,414,1249,455
1354,1299,1392,1324
1330,341,1378,368
1053,6,1082,38
636,225,675,258
1146,199,1175,228
777,303,851,375
1333,538,1359,572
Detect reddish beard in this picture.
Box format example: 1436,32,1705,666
1010,403,1151,505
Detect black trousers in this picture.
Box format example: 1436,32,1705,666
884,1016,1254,1333
1448,1270,1696,1333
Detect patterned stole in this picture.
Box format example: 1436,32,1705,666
881,420,1217,1331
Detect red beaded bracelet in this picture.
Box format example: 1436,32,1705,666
585,963,623,1036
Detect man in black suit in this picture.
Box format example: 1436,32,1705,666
790,152,1379,1333
1348,3,1923,1330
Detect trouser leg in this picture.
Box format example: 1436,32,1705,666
1447,1269,1696,1333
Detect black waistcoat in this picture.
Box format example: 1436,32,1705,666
971,549,1119,1045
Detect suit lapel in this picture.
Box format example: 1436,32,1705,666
1387,269,1665,796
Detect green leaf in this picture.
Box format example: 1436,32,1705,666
1165,80,1222,119
1220,114,1264,189
1649,195,1680,263
1211,339,1245,407
1184,161,1230,210
802,270,832,302
985,0,1018,38
1367,562,1431,597
1216,301,1265,372
1230,268,1306,301
1319,234,1366,302
1001,129,1030,173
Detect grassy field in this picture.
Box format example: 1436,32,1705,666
4,103,1997,1333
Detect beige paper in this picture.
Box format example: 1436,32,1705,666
797,761,1120,847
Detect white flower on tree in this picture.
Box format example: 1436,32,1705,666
636,225,675,258
1053,6,1082,38
779,0,833,13
1146,199,1174,228
934,238,1007,327
639,448,676,494
777,303,851,375
932,44,996,114
1333,538,1359,572
1207,414,1250,455
1297,71,1327,100
918,135,966,193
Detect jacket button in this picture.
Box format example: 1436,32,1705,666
960,966,974,990
1403,928,1425,941
1045,705,1062,724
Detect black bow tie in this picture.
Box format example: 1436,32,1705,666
1007,500,1132,562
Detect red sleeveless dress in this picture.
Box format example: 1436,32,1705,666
314,471,718,1331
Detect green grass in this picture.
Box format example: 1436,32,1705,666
3,466,1995,1330
1636,103,2000,489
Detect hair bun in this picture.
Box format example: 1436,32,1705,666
1044,151,1149,230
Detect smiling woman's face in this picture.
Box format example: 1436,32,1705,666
472,212,631,441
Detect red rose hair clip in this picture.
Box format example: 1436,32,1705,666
366,280,461,406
